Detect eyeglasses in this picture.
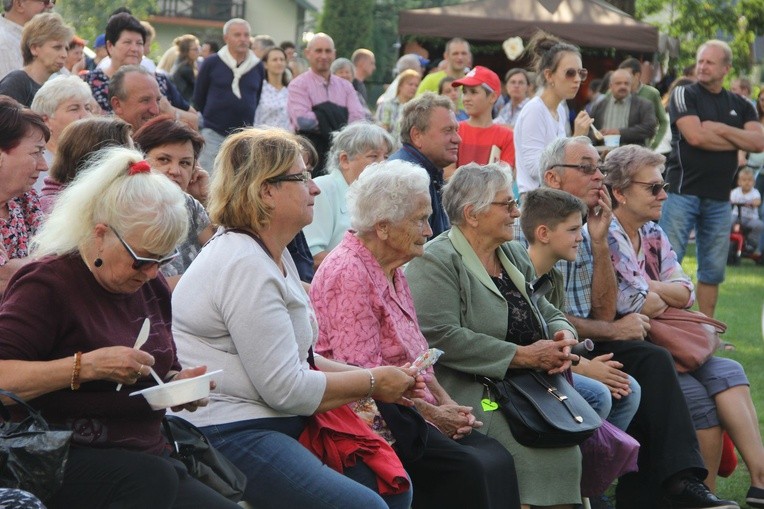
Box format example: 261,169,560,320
490,199,519,212
564,68,588,80
110,226,180,270
631,180,669,196
550,163,605,175
266,170,312,184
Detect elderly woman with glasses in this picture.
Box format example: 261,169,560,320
604,144,764,505
405,162,583,508
0,146,240,508
171,128,421,509
310,160,520,509
513,32,593,195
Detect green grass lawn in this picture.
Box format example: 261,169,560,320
682,245,764,506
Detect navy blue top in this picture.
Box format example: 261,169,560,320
388,143,450,238
193,55,265,136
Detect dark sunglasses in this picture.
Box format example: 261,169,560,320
550,163,605,175
266,170,312,184
564,68,588,80
110,226,180,270
631,180,669,196
490,199,519,212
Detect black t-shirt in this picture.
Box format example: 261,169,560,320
666,82,757,200
0,70,41,107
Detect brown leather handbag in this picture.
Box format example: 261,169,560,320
648,307,725,373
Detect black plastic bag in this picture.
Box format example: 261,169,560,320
0,389,72,502
161,415,246,502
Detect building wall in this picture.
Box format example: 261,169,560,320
246,0,300,45
150,0,304,59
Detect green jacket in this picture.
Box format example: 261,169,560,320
405,226,577,441
637,84,668,150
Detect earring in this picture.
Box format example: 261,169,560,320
94,258,103,268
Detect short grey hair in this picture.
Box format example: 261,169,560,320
30,75,92,118
326,122,394,174
395,54,422,75
109,64,153,102
3,0,12,12
399,92,454,145
603,144,666,206
698,39,732,66
32,146,189,258
330,57,353,75
347,160,430,234
223,18,250,36
538,136,593,186
442,163,513,226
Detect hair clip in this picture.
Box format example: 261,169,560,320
129,160,151,175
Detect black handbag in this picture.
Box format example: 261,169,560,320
0,389,72,502
482,370,602,448
161,415,247,502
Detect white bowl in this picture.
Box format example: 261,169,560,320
130,370,222,410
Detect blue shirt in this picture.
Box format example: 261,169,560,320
193,55,264,136
388,143,450,238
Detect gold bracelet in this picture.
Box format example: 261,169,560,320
364,369,375,399
70,351,82,390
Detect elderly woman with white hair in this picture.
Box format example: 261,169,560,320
30,74,94,189
405,163,583,508
0,146,239,508
303,121,394,268
311,160,521,509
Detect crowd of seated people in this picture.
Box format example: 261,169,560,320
2,5,764,508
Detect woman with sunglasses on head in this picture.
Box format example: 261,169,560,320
604,144,764,507
0,146,241,509
405,163,582,508
171,128,421,509
513,31,593,196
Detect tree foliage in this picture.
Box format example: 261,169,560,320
56,0,156,46
635,0,764,72
319,0,374,59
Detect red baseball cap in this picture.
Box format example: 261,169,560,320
452,66,501,94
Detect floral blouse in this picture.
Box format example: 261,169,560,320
159,194,210,278
310,231,437,405
607,216,694,316
0,192,43,266
254,81,290,131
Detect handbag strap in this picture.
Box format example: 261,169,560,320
0,388,51,429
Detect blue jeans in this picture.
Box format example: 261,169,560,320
573,373,641,432
659,193,731,284
202,418,412,509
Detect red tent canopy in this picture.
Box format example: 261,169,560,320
398,0,658,53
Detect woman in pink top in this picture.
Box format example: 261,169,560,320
311,159,520,509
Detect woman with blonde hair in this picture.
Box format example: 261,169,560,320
375,69,421,137
172,127,420,509
0,13,73,106
170,34,201,103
